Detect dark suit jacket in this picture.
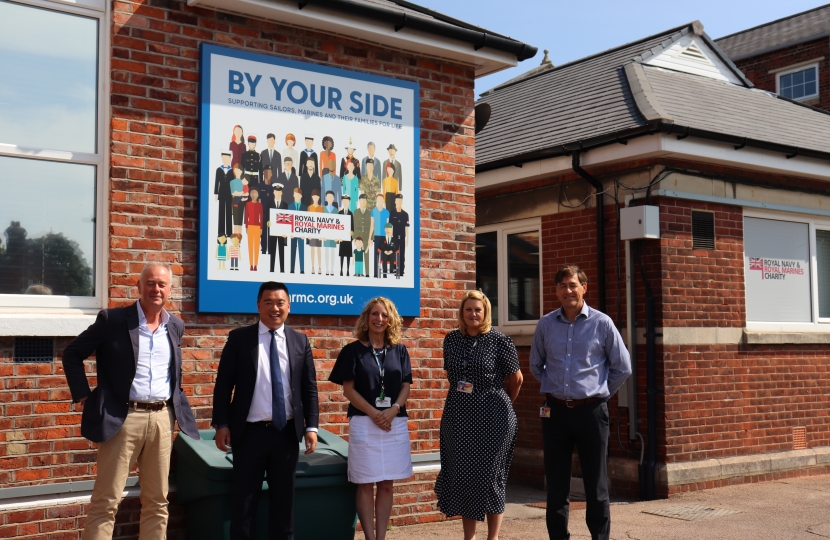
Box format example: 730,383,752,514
212,324,319,443
62,303,199,443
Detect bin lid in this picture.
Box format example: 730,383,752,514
174,428,350,482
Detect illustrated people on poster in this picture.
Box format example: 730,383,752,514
260,133,282,184
279,156,299,207
340,137,361,178
382,162,399,213
371,193,390,279
267,183,289,274
341,160,360,212
307,189,324,275
379,222,399,278
217,235,228,270
245,189,263,271
229,125,245,167
352,237,365,277
360,161,381,211
229,233,241,271
230,164,249,235
300,159,322,208
282,133,299,175
337,194,353,276
214,152,233,237
320,136,336,175
353,194,372,279
243,135,261,191
299,135,318,175
362,142,381,179
322,165,342,209
323,191,339,276
259,166,276,256
389,193,410,277
289,188,307,274
383,144,403,191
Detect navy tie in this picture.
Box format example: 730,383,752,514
269,330,287,431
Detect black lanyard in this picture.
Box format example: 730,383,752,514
372,346,387,397
461,338,478,382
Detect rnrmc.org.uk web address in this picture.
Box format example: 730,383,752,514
290,293,354,306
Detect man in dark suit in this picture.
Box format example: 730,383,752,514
213,282,319,540
62,264,199,540
260,133,282,183
278,157,300,207
267,184,289,273
378,223,399,278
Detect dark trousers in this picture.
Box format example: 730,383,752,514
373,235,383,277
218,199,233,237
261,222,270,253
393,235,405,276
230,420,300,540
542,400,610,540
290,238,304,273
269,237,286,272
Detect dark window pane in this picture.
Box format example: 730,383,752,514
475,232,499,326
0,156,95,296
806,81,817,96
817,230,830,318
805,67,816,82
781,73,792,89
0,1,98,152
507,231,540,321
793,84,805,99
793,70,804,85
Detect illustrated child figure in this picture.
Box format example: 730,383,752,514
217,235,228,270
229,234,242,271
353,237,365,277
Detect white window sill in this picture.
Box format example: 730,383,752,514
0,312,98,336
744,330,830,345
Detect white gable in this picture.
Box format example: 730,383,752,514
642,34,743,85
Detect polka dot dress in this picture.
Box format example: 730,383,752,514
434,329,520,521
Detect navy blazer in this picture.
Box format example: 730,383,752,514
62,302,199,443
212,323,319,443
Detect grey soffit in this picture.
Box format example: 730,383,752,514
715,4,830,61
475,20,830,172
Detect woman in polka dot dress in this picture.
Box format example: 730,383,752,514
435,290,523,540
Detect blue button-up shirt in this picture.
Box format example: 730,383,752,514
530,302,631,400
130,302,172,402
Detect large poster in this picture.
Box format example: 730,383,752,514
198,45,420,315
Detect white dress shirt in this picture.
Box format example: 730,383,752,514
130,302,172,402
247,321,317,432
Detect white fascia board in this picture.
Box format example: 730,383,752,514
0,314,97,336
188,0,518,78
475,134,668,190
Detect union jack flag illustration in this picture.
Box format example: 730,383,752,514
749,257,763,271
275,213,294,225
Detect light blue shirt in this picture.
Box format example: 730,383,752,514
130,302,172,402
371,207,389,236
529,302,631,400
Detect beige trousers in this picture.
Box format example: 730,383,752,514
83,406,174,540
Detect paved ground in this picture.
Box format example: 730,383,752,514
384,474,830,539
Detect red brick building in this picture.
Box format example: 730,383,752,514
715,4,830,112
0,0,534,537
475,20,830,499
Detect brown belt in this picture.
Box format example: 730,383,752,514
129,401,166,412
546,394,603,408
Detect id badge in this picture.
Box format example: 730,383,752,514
375,397,392,408
540,406,551,418
456,381,473,393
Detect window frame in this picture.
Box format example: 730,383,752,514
475,217,542,333
743,208,830,331
0,0,109,313
775,62,820,102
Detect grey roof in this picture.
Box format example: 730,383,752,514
476,21,830,172
715,4,830,61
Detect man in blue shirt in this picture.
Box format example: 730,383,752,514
530,265,631,540
369,194,389,279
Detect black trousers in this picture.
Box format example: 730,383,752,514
268,236,286,272
230,420,300,540
542,399,610,540
393,235,405,276
218,199,233,237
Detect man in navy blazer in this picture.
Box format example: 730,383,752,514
213,281,319,540
62,263,198,540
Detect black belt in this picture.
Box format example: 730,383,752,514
546,394,603,408
129,401,166,412
247,418,294,430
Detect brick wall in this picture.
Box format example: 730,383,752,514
730,38,830,112
0,0,476,533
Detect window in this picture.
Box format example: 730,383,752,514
475,218,541,330
744,211,830,330
777,64,819,101
0,0,107,311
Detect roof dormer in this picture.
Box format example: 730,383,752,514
641,34,744,84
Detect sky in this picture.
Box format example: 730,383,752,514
411,0,828,97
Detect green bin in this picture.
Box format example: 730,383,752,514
175,428,357,540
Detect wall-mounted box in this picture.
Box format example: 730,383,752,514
620,205,660,240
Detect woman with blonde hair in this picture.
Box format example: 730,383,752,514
329,297,413,540
434,290,523,540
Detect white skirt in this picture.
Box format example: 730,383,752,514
347,415,413,484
